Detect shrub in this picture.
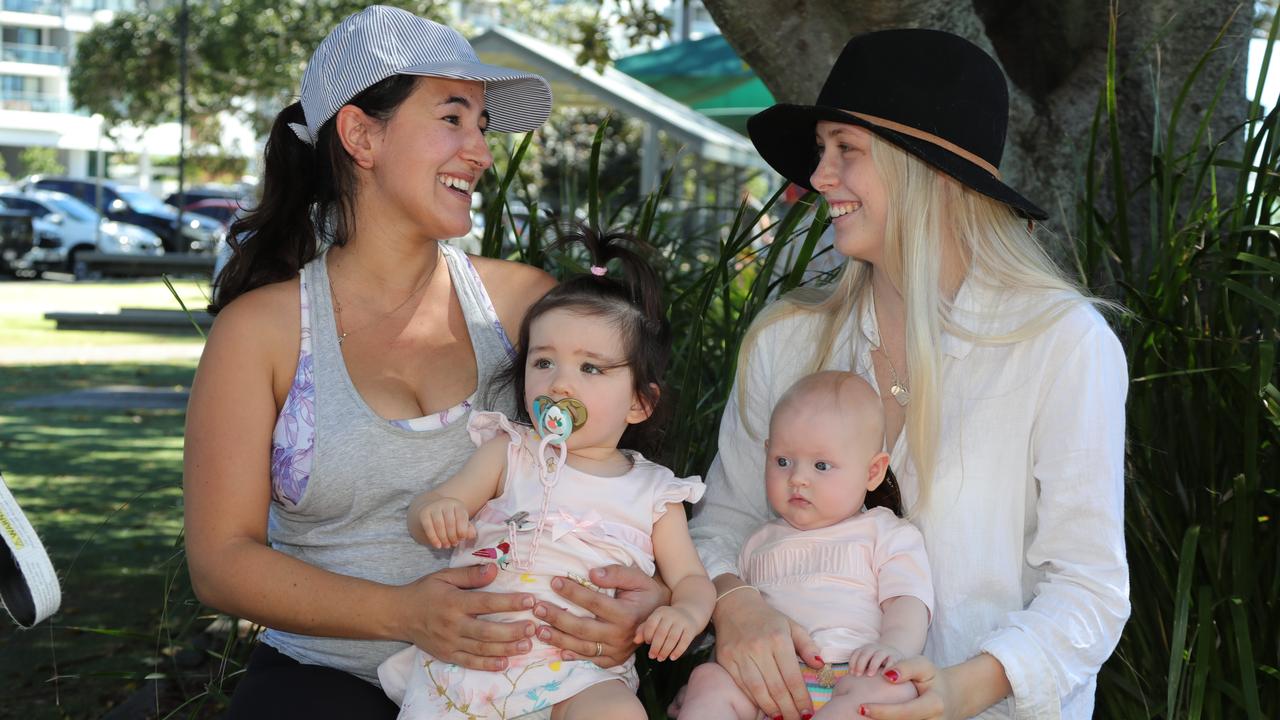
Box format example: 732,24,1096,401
1085,11,1280,719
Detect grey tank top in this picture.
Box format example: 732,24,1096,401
262,242,518,685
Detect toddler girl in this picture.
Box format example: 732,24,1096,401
378,228,715,719
679,370,933,718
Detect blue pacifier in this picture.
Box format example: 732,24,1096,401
532,395,588,444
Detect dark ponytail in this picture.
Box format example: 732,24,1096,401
210,75,420,313
498,224,673,458
865,466,905,517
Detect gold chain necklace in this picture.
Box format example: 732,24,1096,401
330,248,441,345
873,343,911,406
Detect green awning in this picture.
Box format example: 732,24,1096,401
615,35,774,135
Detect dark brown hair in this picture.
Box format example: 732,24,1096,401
498,225,672,458
209,74,420,314
866,467,904,517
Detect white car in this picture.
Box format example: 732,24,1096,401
2,190,164,278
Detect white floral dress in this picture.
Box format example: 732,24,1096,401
378,412,705,719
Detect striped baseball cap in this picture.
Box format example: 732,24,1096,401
289,5,552,145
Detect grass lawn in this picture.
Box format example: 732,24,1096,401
0,277,211,317
0,315,206,348
0,363,217,719
0,277,232,718
0,278,210,350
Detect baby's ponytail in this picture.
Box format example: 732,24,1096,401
575,226,667,336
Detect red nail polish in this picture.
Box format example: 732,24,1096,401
814,655,824,663
772,716,783,720
802,714,814,720
859,706,867,716
884,669,899,682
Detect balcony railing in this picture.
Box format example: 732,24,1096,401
1,43,66,66
67,0,136,11
0,90,74,113
2,0,62,15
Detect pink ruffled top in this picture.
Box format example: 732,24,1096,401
378,411,705,716
739,508,934,663
460,411,705,583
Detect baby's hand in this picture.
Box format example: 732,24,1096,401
416,497,476,549
847,641,903,676
634,605,700,661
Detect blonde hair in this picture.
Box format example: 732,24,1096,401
739,134,1113,515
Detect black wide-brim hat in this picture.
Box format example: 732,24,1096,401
749,29,1047,221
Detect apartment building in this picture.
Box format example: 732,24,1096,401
0,0,186,185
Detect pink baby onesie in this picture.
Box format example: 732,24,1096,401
379,411,704,719
738,507,934,664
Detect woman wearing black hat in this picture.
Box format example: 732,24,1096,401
687,29,1129,720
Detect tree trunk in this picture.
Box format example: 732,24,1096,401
703,0,1251,248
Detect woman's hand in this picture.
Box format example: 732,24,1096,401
859,656,965,720
533,564,667,668
399,563,537,672
712,584,822,720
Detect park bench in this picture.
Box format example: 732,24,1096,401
43,306,211,334
78,252,215,278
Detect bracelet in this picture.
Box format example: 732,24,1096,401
715,584,760,604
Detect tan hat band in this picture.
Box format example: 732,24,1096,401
847,111,1001,179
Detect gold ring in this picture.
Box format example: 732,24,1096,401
594,641,604,657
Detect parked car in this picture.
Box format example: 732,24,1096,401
163,184,251,209
22,176,225,254
0,202,34,275
1,190,164,278
177,197,246,229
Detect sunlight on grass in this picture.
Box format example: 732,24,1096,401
0,362,197,720
0,278,208,364
0,315,204,348
0,278,210,318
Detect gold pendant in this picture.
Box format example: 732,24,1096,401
818,662,837,688
890,382,910,406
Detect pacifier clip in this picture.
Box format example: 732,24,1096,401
505,396,588,571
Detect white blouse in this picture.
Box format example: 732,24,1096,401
690,279,1130,720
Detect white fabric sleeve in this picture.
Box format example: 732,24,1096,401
651,473,707,521
979,319,1131,720
466,410,522,448
689,320,793,581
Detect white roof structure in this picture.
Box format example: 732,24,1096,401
470,26,769,193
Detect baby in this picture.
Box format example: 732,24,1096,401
377,228,714,719
680,370,933,718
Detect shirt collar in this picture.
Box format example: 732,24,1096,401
856,279,982,360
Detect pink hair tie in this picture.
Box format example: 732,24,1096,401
590,265,607,276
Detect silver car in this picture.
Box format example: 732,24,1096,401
3,190,164,279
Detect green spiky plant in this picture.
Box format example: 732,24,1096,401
1086,8,1279,719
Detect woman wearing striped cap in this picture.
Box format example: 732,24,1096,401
184,7,667,717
